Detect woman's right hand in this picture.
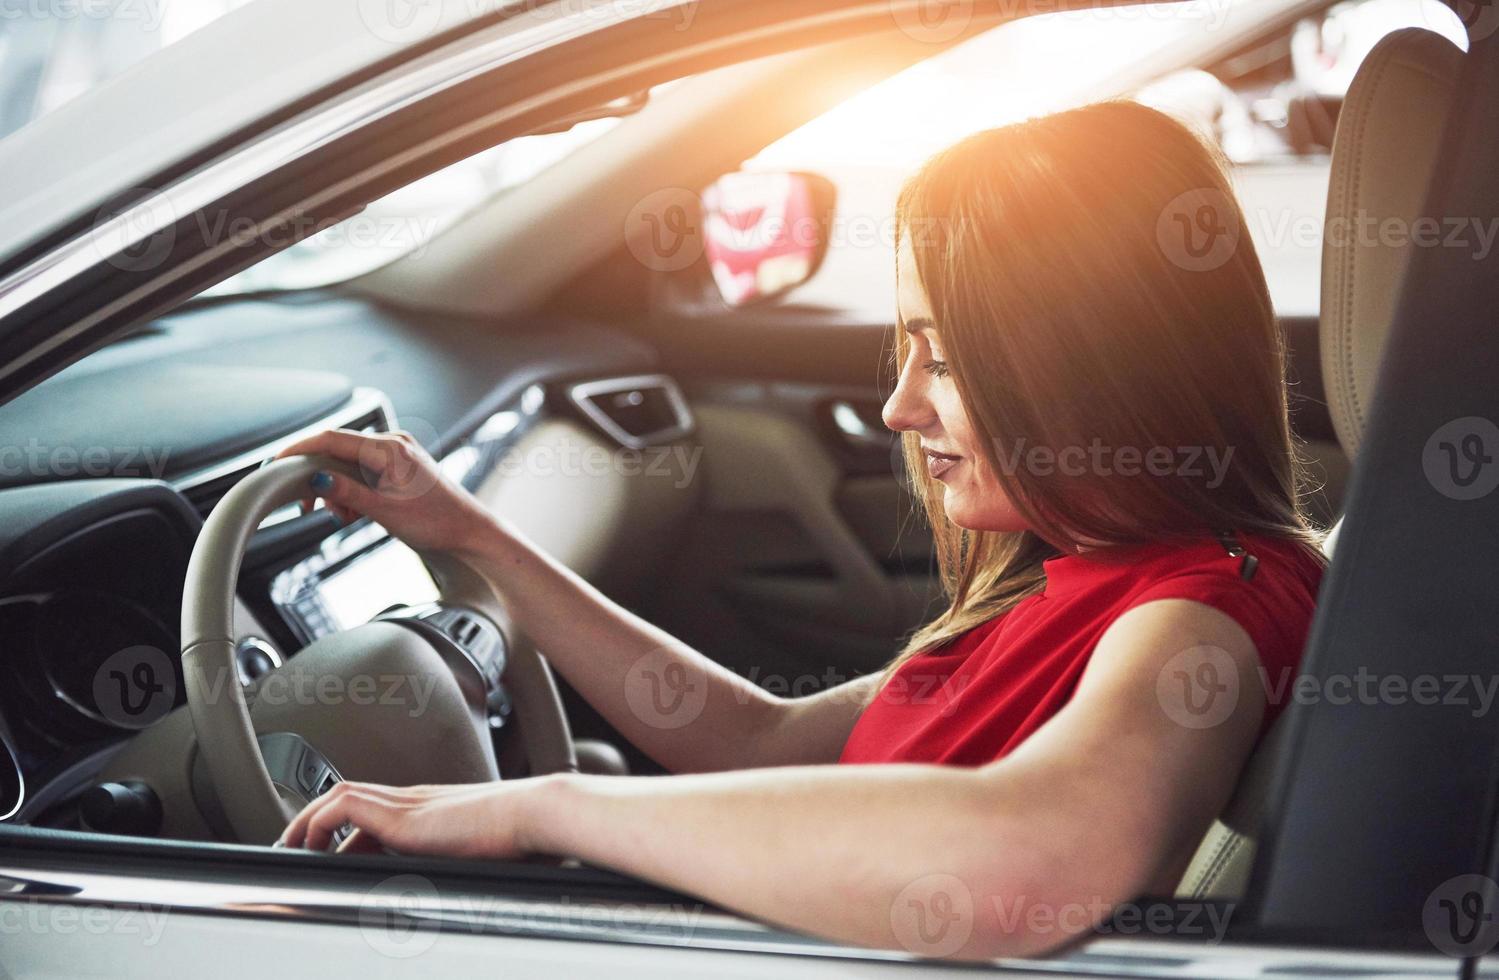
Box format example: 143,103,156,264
272,428,499,557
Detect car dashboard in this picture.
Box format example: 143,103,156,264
0,291,697,834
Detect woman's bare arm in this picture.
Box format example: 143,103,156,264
275,428,875,773
460,512,881,771
281,597,1267,959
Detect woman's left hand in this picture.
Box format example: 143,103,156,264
276,778,554,858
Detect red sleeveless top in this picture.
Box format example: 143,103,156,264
839,534,1324,766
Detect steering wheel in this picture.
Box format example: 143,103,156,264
181,454,576,845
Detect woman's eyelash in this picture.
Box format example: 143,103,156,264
923,360,950,379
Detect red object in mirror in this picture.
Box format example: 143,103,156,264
700,170,835,307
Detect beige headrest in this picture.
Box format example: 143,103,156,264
1321,28,1462,460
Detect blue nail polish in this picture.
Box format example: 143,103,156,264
309,471,334,492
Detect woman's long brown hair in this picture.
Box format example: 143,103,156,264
891,101,1325,667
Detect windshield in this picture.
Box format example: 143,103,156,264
0,1,634,295
0,0,253,140
202,117,623,296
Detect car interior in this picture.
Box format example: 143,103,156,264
0,0,1482,948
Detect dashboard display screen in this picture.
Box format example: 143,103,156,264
318,540,441,630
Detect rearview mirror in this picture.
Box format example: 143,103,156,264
700,170,836,307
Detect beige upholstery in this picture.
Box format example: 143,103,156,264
1175,28,1462,899
1322,30,1466,462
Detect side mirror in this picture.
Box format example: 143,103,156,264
699,170,836,307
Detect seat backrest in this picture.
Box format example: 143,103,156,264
1175,27,1462,900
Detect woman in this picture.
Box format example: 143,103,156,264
274,101,1325,959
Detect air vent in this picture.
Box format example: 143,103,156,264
174,387,393,520
568,375,693,450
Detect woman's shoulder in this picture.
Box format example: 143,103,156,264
1117,532,1325,665
1127,531,1325,594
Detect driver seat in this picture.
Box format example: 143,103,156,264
1174,27,1463,898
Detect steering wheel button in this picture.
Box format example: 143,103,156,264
297,752,326,793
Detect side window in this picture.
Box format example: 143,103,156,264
739,0,1468,319
1136,0,1467,314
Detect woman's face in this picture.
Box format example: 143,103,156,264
883,236,1028,533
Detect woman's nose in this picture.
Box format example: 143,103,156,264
882,370,932,434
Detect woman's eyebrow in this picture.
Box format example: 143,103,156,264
901,316,935,334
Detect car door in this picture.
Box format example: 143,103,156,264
634,306,937,695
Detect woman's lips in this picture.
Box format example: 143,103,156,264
925,449,962,480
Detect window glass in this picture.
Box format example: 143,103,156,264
0,0,255,141
0,0,637,295
743,0,1467,319
205,117,623,296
